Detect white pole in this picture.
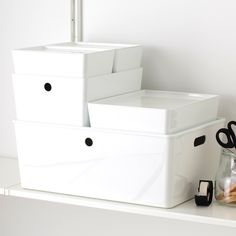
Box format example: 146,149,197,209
71,0,82,42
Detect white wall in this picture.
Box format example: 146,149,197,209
83,0,236,121
0,0,70,158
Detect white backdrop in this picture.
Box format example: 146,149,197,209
83,0,236,121
0,0,70,157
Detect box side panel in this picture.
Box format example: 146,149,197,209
88,104,167,133
12,51,85,77
13,74,85,125
168,119,224,207
14,122,169,207
87,68,142,101
14,119,224,208
85,50,114,77
113,46,143,72
168,96,219,133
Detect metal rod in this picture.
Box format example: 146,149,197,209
71,0,82,42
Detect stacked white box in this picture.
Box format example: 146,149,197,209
46,42,143,73
88,90,219,134
12,69,142,126
12,42,223,208
14,119,224,208
12,42,143,126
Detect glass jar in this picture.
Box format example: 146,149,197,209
215,149,236,206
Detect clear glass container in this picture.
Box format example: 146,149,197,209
215,149,236,206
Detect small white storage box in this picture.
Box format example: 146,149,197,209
12,44,115,77
48,42,143,73
13,68,142,126
88,90,219,134
14,119,224,208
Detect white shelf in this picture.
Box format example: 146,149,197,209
1,156,236,228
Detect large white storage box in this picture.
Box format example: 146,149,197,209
12,44,115,78
47,42,143,73
88,90,219,134
13,68,142,126
14,119,224,208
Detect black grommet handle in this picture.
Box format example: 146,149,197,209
194,135,206,147
85,138,93,147
44,83,52,91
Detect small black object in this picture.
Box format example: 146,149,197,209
85,138,93,147
44,83,52,91
195,180,213,206
216,121,236,149
194,135,206,147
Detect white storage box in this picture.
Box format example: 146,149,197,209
12,44,115,77
13,68,142,126
14,118,224,208
88,90,219,134
48,42,143,73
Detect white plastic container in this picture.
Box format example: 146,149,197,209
14,118,224,208
12,44,115,77
48,42,143,73
13,68,142,126
88,90,219,134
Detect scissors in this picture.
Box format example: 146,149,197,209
216,121,236,149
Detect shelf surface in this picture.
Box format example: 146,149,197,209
0,157,20,194
1,156,236,228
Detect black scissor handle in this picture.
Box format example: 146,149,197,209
228,121,236,140
216,120,236,149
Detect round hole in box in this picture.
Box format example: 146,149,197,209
85,138,93,147
44,83,52,91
